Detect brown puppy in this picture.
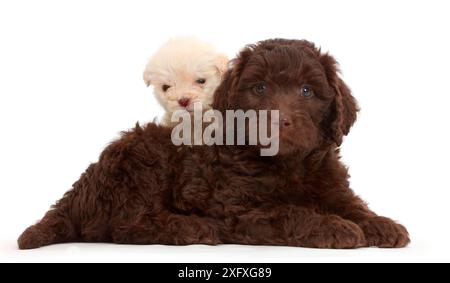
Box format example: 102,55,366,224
18,39,409,249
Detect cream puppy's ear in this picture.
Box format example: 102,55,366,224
214,54,229,78
143,70,152,87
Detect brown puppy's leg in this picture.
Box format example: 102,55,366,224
111,213,220,245
356,216,410,248
317,188,410,248
224,205,366,249
18,207,78,250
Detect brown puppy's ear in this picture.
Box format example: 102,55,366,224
320,53,359,146
212,69,233,112
212,45,254,112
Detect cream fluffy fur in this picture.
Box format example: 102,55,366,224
143,37,229,126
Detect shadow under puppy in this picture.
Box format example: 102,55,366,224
18,39,409,249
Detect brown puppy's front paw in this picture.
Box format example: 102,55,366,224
303,216,366,249
358,216,410,248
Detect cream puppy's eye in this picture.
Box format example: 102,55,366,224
196,78,206,84
162,85,171,92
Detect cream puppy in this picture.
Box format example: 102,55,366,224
143,37,228,126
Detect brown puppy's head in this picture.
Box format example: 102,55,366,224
213,39,358,155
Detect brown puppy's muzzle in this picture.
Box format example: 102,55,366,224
279,113,293,129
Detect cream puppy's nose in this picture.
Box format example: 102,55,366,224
178,97,191,107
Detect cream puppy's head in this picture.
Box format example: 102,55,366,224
143,37,228,118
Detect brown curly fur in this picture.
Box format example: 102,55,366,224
18,39,409,249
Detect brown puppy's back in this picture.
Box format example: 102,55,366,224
18,123,175,249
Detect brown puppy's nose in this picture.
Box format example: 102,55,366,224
178,97,190,107
280,113,292,128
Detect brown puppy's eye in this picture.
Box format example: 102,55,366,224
162,85,171,92
253,83,267,95
196,78,206,84
301,85,313,97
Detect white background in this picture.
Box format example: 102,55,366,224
1,0,449,263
